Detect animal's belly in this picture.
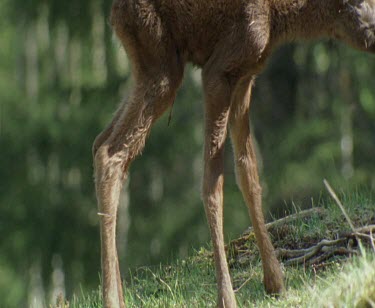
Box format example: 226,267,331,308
158,0,245,66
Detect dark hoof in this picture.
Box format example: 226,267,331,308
264,277,285,296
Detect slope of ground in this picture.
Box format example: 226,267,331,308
66,191,375,308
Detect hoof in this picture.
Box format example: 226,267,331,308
264,274,285,296
217,290,237,308
263,263,285,295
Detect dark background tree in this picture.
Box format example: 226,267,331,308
0,1,374,306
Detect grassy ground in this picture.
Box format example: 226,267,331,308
68,191,375,308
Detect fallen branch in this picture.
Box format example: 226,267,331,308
306,247,358,266
323,180,375,256
354,225,375,234
275,226,375,266
277,239,351,265
244,207,326,235
341,225,375,247
226,196,374,269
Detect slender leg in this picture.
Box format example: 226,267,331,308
202,71,236,308
93,104,128,304
96,4,186,306
95,156,124,308
94,69,182,307
229,78,285,294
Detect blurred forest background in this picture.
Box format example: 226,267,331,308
0,0,374,307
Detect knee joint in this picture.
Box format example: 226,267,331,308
94,145,126,183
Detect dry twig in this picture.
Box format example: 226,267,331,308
323,180,356,232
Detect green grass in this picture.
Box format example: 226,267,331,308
69,255,375,308
311,253,375,307
69,191,375,307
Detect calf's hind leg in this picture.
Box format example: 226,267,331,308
229,78,285,295
94,55,183,307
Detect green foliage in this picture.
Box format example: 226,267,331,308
70,191,375,307
312,254,375,307
0,0,374,306
74,254,375,308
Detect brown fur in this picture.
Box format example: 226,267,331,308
93,0,375,307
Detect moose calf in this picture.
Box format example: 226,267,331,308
93,0,375,307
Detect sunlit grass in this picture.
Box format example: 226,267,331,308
310,253,375,307
69,254,375,308
70,191,375,307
